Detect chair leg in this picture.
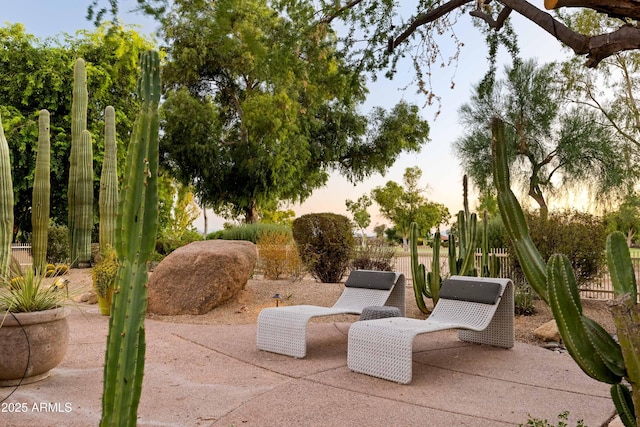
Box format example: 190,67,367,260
257,308,310,358
348,321,416,384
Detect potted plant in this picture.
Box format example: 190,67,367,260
0,259,71,386
92,245,119,315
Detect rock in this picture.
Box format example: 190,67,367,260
147,240,257,315
533,319,560,342
74,289,97,304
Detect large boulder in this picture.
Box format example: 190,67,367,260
147,240,257,315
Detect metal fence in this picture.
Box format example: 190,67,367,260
392,248,623,300
11,243,33,267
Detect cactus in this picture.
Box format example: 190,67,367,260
480,210,500,278
491,116,639,426
68,58,92,267
0,112,13,278
410,222,441,314
31,110,51,274
448,176,478,277
100,50,160,427
99,106,119,253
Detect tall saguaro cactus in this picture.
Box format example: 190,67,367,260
0,113,13,278
31,110,51,273
491,117,638,426
101,50,160,427
99,106,118,253
68,58,92,267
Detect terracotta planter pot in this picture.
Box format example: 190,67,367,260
0,307,69,386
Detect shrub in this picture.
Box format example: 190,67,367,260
47,223,70,264
507,210,606,289
213,223,291,243
257,231,305,280
292,213,353,283
155,228,204,256
350,239,396,271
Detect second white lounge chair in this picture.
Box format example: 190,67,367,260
257,270,405,358
347,275,514,383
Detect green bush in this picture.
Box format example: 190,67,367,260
155,229,204,256
507,210,606,289
210,223,291,243
47,223,70,264
292,213,353,283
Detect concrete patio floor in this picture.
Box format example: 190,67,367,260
1,304,617,426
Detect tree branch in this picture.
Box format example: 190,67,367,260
469,6,513,30
392,0,475,49
544,0,640,20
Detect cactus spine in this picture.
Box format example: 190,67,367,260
491,117,638,426
0,113,13,278
31,110,51,273
99,106,118,253
69,58,92,267
100,50,160,427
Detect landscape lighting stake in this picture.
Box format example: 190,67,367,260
272,293,282,307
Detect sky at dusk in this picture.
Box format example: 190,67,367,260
3,0,575,233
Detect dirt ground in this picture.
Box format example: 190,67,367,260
65,268,618,347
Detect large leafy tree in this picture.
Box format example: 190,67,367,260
371,166,450,245
561,10,640,150
454,59,631,218
91,0,640,105
0,23,155,238
158,0,430,223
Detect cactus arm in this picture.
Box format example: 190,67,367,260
491,117,548,302
458,213,477,276
101,50,160,427
76,130,93,265
607,231,638,302
611,384,637,427
31,110,51,274
448,233,457,275
428,229,441,306
583,316,627,378
69,58,88,266
547,254,622,384
99,106,119,253
0,112,13,278
410,222,430,314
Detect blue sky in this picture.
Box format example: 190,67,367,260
3,1,572,232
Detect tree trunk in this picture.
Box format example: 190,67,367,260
244,200,259,224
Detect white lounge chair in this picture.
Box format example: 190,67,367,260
347,275,514,384
256,270,406,358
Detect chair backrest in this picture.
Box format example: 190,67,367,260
344,270,398,290
332,270,403,312
428,276,507,330
438,277,502,305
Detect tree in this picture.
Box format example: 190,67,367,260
157,0,430,223
346,195,372,246
560,10,640,151
605,193,640,247
91,0,640,106
454,59,631,218
0,23,155,238
371,166,450,245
